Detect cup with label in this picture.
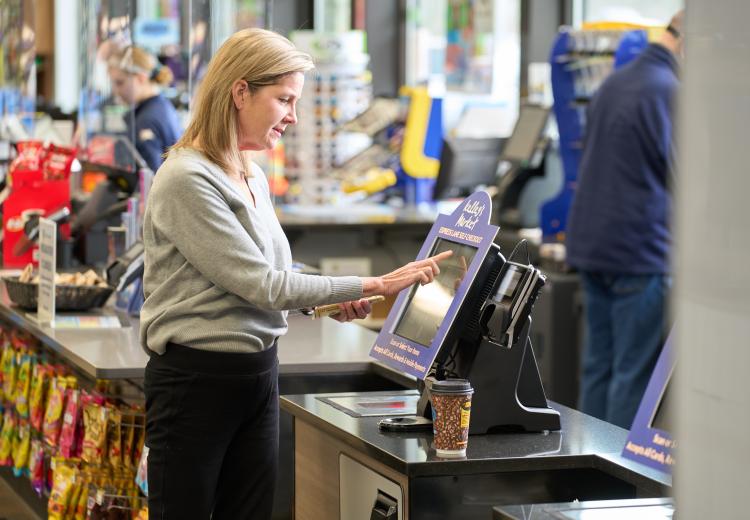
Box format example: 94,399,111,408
430,379,473,458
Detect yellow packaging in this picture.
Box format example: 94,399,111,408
48,462,77,520
14,354,33,417
81,404,109,464
107,407,122,468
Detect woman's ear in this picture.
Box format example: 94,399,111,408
231,79,248,110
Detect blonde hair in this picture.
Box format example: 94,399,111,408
172,28,314,176
109,45,174,86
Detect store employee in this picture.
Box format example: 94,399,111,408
108,45,182,172
140,28,451,520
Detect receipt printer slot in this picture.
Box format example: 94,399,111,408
371,489,398,519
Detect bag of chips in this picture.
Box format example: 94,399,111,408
82,403,109,465
48,460,77,520
59,388,81,458
107,407,122,468
43,376,68,447
28,439,46,496
12,421,31,476
29,363,50,431
1,346,18,403
14,353,33,418
0,409,16,466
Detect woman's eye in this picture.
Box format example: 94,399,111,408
279,98,289,104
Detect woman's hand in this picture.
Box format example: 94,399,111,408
361,250,453,297
328,298,373,322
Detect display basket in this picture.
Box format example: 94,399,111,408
2,276,114,311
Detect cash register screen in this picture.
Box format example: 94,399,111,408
393,238,478,347
500,105,549,165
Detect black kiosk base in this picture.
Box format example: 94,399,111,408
416,317,561,434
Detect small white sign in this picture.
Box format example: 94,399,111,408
37,218,56,324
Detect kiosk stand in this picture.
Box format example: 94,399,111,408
372,191,560,434
418,318,560,434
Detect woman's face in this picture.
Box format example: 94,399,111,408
236,72,303,151
109,67,136,105
109,67,148,105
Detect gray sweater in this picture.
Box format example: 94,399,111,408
140,148,363,355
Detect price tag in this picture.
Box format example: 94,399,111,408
37,217,56,324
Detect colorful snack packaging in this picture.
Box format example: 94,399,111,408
1,346,18,403
107,407,122,468
59,388,81,458
74,471,90,520
43,376,69,446
131,416,145,472
29,363,50,430
48,460,77,520
82,403,109,464
134,445,149,497
121,414,135,469
28,439,46,496
0,409,16,466
14,353,33,418
12,421,31,476
42,143,77,181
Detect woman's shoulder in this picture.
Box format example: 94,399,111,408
248,160,271,196
154,149,228,190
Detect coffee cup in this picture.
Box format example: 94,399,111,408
430,379,473,458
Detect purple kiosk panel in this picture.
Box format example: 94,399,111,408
622,330,675,474
369,191,499,379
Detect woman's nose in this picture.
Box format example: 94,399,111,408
285,105,298,124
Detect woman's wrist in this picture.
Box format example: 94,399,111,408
361,277,385,297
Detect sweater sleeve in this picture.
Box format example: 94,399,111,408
149,167,362,310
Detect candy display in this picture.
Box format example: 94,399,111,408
0,327,147,518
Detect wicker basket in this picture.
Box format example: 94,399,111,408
2,276,114,311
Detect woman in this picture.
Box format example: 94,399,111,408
140,28,450,519
108,45,182,172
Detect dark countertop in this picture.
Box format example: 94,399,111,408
493,497,674,519
281,389,671,493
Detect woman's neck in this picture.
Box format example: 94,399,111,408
135,84,160,105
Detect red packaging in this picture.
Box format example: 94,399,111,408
58,388,81,458
42,144,77,181
3,142,73,268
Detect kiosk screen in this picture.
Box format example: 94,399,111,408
394,238,477,347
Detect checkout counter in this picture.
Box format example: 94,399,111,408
280,193,670,519
0,286,410,519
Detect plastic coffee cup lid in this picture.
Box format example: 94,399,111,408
431,379,473,394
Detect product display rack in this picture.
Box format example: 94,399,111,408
541,26,648,242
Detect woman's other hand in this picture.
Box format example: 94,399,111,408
361,250,453,297
328,298,373,322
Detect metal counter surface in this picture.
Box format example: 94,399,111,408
281,390,672,493
0,286,388,380
493,497,674,520
276,203,449,228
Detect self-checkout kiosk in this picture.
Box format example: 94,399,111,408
370,190,560,433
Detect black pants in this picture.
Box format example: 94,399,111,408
144,343,279,519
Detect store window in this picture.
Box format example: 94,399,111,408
581,0,683,24
405,0,521,136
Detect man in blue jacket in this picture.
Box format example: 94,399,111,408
566,11,683,429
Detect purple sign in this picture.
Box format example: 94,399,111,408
622,330,676,473
369,191,499,379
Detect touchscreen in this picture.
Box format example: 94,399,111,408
393,238,477,347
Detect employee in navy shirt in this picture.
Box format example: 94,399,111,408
566,11,683,429
108,45,183,172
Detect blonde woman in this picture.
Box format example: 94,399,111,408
140,28,451,519
108,45,182,171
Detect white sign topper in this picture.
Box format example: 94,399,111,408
37,217,56,324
